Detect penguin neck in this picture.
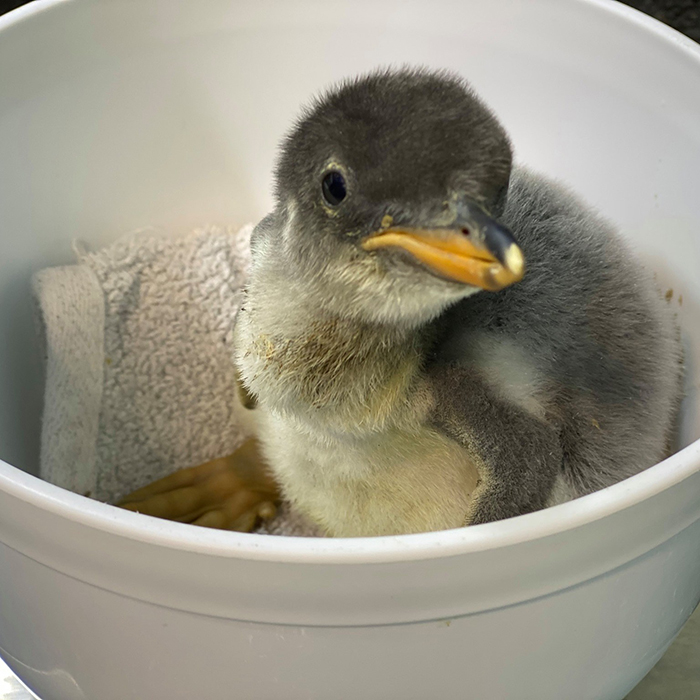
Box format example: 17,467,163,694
234,273,430,435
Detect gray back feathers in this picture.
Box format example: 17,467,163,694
433,168,683,493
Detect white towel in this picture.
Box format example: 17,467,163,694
32,224,318,537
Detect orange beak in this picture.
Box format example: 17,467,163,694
362,223,525,292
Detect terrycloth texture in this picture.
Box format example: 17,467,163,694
33,224,319,536
32,265,105,497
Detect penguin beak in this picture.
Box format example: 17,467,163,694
361,201,525,291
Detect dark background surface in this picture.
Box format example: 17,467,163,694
0,0,699,42
625,0,700,41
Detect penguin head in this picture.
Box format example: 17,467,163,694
253,68,524,330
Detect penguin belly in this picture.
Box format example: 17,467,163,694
257,410,480,537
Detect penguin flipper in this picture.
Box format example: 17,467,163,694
428,364,563,525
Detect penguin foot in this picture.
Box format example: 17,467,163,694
117,438,280,531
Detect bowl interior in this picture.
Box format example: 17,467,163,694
0,0,698,484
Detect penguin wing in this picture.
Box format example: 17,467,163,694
427,362,563,524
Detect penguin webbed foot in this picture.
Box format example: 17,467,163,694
117,438,279,531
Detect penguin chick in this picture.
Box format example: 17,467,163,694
121,68,682,536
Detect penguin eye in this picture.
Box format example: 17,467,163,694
322,171,347,206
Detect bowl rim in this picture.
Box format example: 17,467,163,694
2,443,700,564
1,0,699,565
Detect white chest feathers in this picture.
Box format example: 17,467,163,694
234,304,480,536
255,409,479,537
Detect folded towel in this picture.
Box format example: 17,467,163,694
32,224,318,537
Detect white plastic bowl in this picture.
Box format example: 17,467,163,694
1,1,699,699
